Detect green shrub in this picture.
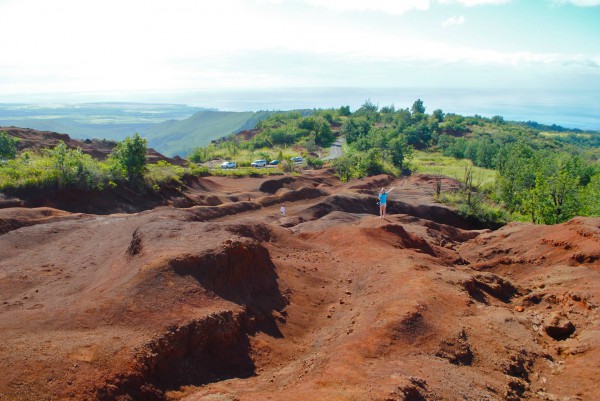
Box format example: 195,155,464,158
0,131,19,160
439,190,508,228
109,133,148,183
305,156,324,169
145,160,186,186
0,144,108,191
188,163,211,176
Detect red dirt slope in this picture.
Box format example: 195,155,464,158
1,126,186,165
1,172,598,401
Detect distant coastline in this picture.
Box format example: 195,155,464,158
1,87,599,131
165,87,600,132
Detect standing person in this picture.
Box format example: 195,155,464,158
378,187,394,219
280,204,286,216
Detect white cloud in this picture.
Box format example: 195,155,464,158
442,15,466,26
275,0,512,14
298,0,430,15
438,0,511,5
0,0,598,95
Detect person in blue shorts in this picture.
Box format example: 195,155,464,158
378,187,394,218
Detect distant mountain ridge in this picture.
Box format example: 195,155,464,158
0,103,275,157
141,110,275,157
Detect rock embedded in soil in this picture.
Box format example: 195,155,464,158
544,312,576,341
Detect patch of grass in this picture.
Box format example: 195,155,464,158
209,167,284,178
409,150,496,186
539,131,592,139
0,150,109,191
190,146,306,167
438,190,508,228
0,153,58,191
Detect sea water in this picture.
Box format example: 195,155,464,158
165,87,600,131
2,87,598,131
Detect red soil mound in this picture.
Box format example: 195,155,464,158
1,126,186,165
1,172,599,401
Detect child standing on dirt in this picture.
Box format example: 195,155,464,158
378,187,394,219
280,204,286,216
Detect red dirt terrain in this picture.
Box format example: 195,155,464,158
1,171,599,401
0,127,187,165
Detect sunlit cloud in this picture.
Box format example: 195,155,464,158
438,0,511,6
442,15,466,26
300,0,430,15
0,0,598,95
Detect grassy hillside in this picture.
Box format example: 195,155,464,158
0,102,201,147
410,150,496,186
0,118,154,142
0,104,275,157
142,110,274,157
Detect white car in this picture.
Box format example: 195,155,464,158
220,161,237,169
291,156,303,163
251,159,267,167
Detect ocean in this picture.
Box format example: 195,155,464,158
3,87,598,131
161,87,600,131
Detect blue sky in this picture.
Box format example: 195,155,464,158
0,0,599,101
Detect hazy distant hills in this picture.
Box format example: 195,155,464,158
0,103,275,157
0,118,155,142
141,110,274,156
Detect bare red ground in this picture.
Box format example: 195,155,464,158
1,171,599,401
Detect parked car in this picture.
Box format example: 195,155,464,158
290,156,303,163
268,159,280,165
251,159,267,167
220,161,237,169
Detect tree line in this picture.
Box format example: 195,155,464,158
197,99,600,224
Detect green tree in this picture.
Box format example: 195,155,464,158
411,99,426,115
380,105,395,114
354,100,379,122
49,141,102,188
393,108,412,130
474,139,500,168
404,121,432,149
440,114,468,136
495,142,536,212
321,110,335,124
332,155,356,182
110,133,148,183
355,148,384,177
339,105,351,117
342,117,371,144
0,131,19,160
51,141,70,183
315,122,334,146
269,127,294,145
353,135,373,152
582,174,600,216
389,136,408,168
432,109,444,123
543,168,582,223
491,115,505,124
